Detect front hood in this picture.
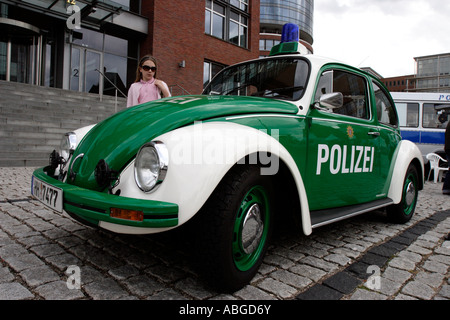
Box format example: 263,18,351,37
67,95,298,190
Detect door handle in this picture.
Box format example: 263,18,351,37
368,131,380,137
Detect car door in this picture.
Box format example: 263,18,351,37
371,81,402,194
305,67,385,211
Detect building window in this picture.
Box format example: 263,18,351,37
259,39,280,51
203,60,226,87
205,0,249,49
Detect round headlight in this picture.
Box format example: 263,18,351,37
60,132,77,162
134,141,168,193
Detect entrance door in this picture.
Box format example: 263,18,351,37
0,35,41,84
70,46,101,94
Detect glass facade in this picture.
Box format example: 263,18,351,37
69,28,138,97
0,0,144,96
260,0,313,44
415,54,450,92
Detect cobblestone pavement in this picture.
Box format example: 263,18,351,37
0,167,449,301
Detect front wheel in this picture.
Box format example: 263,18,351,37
387,164,419,224
196,165,273,292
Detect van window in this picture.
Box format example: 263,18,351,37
397,102,419,127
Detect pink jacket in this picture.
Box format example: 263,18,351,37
126,79,170,108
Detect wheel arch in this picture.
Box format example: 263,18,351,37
387,140,424,204
126,121,313,235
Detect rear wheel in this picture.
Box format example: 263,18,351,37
387,164,419,224
196,165,273,292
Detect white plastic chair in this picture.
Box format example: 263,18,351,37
426,153,448,183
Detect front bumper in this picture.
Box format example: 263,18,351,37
32,167,179,231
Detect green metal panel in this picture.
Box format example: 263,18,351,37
67,95,298,191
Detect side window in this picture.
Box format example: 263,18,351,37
397,102,419,127
423,103,449,129
372,82,398,126
314,69,369,119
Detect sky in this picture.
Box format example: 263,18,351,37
313,0,450,78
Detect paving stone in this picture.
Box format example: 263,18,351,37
397,250,423,263
359,252,389,268
270,269,312,290
147,288,189,300
401,281,435,300
257,278,297,299
388,256,417,271
289,264,327,282
323,253,352,266
30,243,66,258
382,266,412,284
0,267,14,283
300,256,339,273
296,284,343,300
174,277,216,300
376,277,403,296
367,243,398,258
20,265,60,287
108,264,140,281
322,271,361,294
83,278,128,300
123,275,161,298
263,253,295,269
0,282,34,300
3,253,44,272
436,284,450,299
35,280,85,300
348,288,388,300
1,167,450,301
346,260,372,279
422,260,448,274
45,253,82,271
415,271,446,289
234,285,277,300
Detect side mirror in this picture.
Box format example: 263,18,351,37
314,92,343,110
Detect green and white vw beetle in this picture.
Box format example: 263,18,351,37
31,26,424,291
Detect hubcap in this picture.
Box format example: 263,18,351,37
233,185,270,271
405,181,416,207
241,204,264,254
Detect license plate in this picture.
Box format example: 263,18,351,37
31,176,63,213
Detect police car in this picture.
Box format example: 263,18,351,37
31,24,424,292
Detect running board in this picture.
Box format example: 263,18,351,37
310,198,394,229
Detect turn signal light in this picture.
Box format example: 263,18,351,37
110,208,144,222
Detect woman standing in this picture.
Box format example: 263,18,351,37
126,55,171,108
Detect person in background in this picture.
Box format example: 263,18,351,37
127,55,171,108
443,119,450,195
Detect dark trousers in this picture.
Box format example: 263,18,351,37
443,152,450,192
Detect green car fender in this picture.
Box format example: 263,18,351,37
114,121,313,235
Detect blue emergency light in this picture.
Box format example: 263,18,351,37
270,23,303,56
281,23,300,43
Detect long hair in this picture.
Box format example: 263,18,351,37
135,55,158,82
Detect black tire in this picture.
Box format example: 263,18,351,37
387,164,419,224
195,165,273,292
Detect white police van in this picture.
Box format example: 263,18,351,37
392,92,450,159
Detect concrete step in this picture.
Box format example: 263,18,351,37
0,80,127,166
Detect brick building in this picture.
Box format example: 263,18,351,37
383,75,416,92
142,0,260,95
0,0,260,98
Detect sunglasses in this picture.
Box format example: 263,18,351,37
142,65,157,72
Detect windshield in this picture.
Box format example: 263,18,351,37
203,57,310,101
